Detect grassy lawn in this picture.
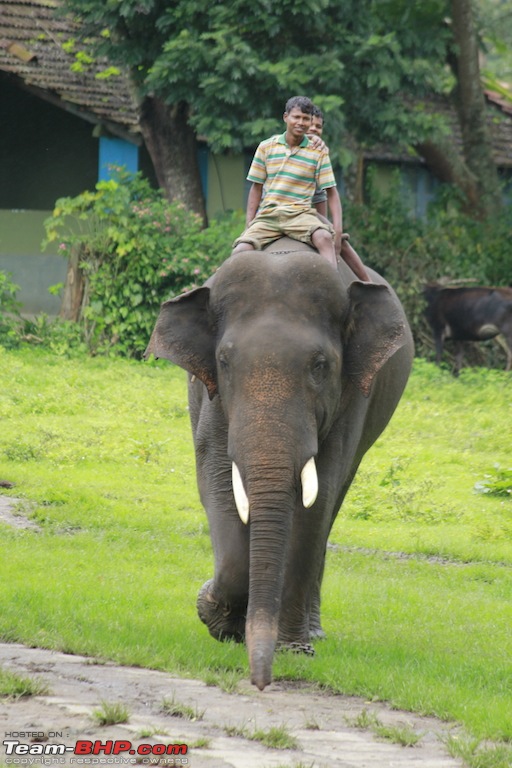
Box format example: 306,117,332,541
0,346,511,749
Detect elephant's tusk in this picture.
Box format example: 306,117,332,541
232,462,249,524
301,457,318,508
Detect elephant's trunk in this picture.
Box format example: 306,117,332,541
247,615,279,691
227,365,319,690
241,471,296,691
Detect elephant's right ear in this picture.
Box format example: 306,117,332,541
144,287,218,399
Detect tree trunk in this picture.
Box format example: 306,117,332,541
450,0,502,217
138,96,208,225
415,136,480,207
413,0,501,219
59,249,86,322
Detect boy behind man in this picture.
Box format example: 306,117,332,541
308,106,370,282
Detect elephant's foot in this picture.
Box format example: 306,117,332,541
309,599,327,640
309,626,327,640
197,579,246,643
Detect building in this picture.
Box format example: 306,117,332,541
0,0,245,313
1,0,511,314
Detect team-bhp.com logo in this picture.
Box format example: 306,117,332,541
3,740,188,764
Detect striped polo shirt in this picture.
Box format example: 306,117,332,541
247,133,336,212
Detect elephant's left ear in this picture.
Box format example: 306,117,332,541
144,287,218,399
344,282,410,397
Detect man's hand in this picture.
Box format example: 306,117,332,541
334,230,342,256
307,134,329,153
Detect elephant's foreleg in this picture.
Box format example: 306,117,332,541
277,505,329,649
193,400,250,643
196,499,250,642
197,578,247,643
309,561,327,640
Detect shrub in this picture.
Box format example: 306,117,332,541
0,270,22,349
43,169,243,358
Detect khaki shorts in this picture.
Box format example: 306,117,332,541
232,207,334,250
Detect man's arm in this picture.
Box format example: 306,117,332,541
325,185,342,255
246,182,264,226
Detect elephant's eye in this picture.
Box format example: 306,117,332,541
311,355,328,384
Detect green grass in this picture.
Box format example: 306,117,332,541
161,695,204,721
0,666,50,698
225,723,299,750
250,724,300,750
445,734,512,768
92,700,130,726
347,708,423,747
0,347,511,748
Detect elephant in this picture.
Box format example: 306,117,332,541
145,237,414,691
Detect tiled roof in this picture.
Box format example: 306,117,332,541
0,0,140,141
485,91,512,168
360,92,512,169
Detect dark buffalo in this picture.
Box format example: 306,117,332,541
423,284,512,373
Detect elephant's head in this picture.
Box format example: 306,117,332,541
146,249,408,689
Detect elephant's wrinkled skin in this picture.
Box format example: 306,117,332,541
146,238,414,690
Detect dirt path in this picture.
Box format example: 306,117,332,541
0,643,464,768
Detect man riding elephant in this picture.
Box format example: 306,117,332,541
232,95,370,282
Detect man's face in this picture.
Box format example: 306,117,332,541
309,116,324,137
283,108,312,140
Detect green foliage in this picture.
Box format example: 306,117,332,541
0,666,49,698
92,700,130,726
346,708,422,747
42,169,242,357
21,315,88,359
478,0,512,82
445,733,512,768
62,0,458,166
249,724,299,750
161,695,204,721
474,466,512,499
0,271,22,349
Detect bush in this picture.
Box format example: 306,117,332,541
21,314,89,358
0,270,22,349
43,169,243,357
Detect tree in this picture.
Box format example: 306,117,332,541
62,0,347,222
414,0,502,217
63,0,506,221
331,0,503,218
478,0,512,84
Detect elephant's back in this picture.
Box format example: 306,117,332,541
263,237,315,256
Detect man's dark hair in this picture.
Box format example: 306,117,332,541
284,96,314,114
312,105,324,122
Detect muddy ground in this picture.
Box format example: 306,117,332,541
0,495,463,768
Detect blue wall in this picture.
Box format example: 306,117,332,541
98,137,139,180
